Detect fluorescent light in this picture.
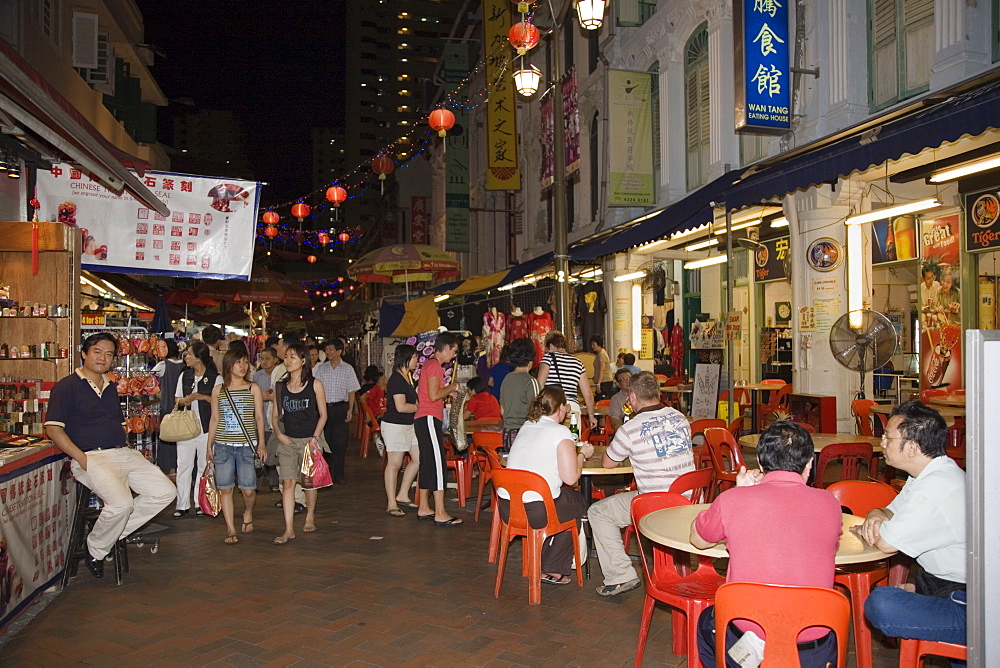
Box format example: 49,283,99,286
844,198,941,226
848,224,864,328
613,271,647,282
80,275,103,291
683,254,729,270
433,294,450,302
770,217,789,228
578,268,603,279
631,284,642,351
104,281,126,297
121,299,151,311
684,238,719,251
929,154,1000,183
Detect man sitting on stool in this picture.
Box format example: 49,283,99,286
44,332,175,579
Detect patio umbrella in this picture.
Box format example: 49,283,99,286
197,266,311,308
348,244,459,298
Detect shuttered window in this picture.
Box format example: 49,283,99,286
870,0,933,110
685,25,710,190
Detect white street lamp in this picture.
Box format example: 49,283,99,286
575,0,607,30
513,61,542,96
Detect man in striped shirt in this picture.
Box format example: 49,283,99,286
589,371,694,596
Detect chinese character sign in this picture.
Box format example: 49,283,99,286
735,0,791,133
411,197,428,245
752,236,790,282
36,166,260,280
608,70,655,206
482,0,522,191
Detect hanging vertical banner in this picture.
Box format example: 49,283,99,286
446,107,471,253
734,0,791,133
482,0,521,191
563,65,580,177
36,166,260,280
608,70,654,206
919,214,962,392
410,197,427,245
540,90,555,190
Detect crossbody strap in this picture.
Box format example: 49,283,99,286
224,386,256,446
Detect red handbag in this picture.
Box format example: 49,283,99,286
300,438,333,489
198,462,221,516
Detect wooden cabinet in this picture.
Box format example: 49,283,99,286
788,393,837,433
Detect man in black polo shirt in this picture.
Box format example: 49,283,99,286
44,332,175,578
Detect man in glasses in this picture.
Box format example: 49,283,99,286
860,401,966,648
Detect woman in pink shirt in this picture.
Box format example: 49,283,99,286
414,333,462,526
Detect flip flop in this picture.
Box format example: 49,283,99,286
273,535,295,545
434,517,464,527
396,501,418,509
386,508,405,517
541,574,571,585
416,513,436,522
224,535,239,545
241,521,254,534
302,524,317,533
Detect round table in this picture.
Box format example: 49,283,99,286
738,432,883,453
580,445,632,505
928,395,965,408
465,418,503,433
872,403,964,423
739,382,787,433
638,504,891,565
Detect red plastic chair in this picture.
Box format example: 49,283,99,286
472,431,503,523
946,421,966,469
358,400,381,458
898,639,967,667
757,383,792,431
704,428,747,497
714,582,850,668
483,445,506,563
815,442,876,488
492,468,583,605
690,418,726,439
727,417,743,440
443,438,472,508
796,421,817,433
631,492,724,665
668,468,715,504
852,399,879,437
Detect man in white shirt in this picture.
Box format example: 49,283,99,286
314,338,360,484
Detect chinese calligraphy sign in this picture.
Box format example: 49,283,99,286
735,0,791,133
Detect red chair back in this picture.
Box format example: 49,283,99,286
727,417,742,440
358,400,381,458
827,480,897,516
630,492,695,583
814,442,875,488
704,428,747,497
714,582,850,667
795,421,816,433
898,639,967,667
851,399,878,437
492,468,558,532
691,419,726,436
668,468,715,504
692,444,714,471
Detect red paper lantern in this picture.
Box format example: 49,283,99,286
291,202,310,222
262,211,280,225
318,232,330,246
508,21,540,55
370,156,395,181
264,225,279,238
306,255,318,263
428,108,456,138
325,186,348,207
337,232,350,243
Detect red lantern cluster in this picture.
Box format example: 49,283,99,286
318,231,330,246
262,211,280,225
291,202,310,222
428,108,456,138
508,21,540,55
264,225,279,238
370,156,395,181
325,186,348,207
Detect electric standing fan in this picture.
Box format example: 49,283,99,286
828,310,899,400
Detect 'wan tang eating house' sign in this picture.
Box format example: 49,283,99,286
734,0,791,134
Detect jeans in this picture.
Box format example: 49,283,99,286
864,586,967,645
213,444,257,490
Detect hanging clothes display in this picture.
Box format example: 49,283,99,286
456,332,476,366
526,306,554,366
482,307,506,367
669,323,685,374
576,281,606,348
507,306,529,341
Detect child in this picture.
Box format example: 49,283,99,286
463,377,502,420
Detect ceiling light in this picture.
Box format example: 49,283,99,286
844,198,941,226
613,271,646,282
575,0,607,30
770,217,789,228
513,62,542,97
929,154,1000,183
684,238,719,251
683,254,729,270
434,294,450,302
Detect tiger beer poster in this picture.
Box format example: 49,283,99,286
919,214,962,392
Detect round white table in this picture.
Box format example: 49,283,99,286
738,432,883,453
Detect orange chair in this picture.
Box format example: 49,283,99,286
796,421,817,433
919,388,950,404
827,479,902,668
852,399,879,437
727,417,743,440
898,639,967,667
704,428,747,497
714,582,850,668
632,492,724,665
358,400,381,458
472,431,503,522
492,469,583,605
443,438,472,508
668,468,715,504
815,442,876,488
483,445,506,563
691,418,726,438
757,383,792,431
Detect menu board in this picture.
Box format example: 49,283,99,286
691,363,722,419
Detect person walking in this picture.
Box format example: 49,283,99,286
382,344,421,516
173,340,218,517
314,337,360,485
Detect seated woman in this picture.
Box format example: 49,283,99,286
463,377,502,421
500,386,594,585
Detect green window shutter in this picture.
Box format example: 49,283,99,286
871,0,898,107
902,0,933,92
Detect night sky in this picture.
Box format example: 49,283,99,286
137,1,346,204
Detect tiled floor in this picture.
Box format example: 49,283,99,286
3,443,905,667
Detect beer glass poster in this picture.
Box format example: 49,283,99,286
919,214,962,392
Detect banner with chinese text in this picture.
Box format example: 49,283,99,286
540,90,555,190
410,197,427,245
734,0,791,133
563,65,580,178
608,70,654,206
482,0,521,190
0,450,73,632
919,214,962,392
446,107,471,252
36,166,259,280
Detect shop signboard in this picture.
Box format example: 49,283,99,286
410,197,427,245
725,311,743,341
734,0,791,134
919,214,962,392
608,70,654,206
872,215,919,264
752,236,789,282
690,319,723,349
691,362,722,419
966,189,1000,251
563,65,580,177
481,0,522,191
80,314,106,328
446,107,471,253
36,166,259,281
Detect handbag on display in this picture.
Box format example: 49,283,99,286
299,437,333,490
198,462,221,516
159,405,200,442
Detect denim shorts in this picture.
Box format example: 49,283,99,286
213,444,257,490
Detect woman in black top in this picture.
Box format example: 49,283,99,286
271,343,327,544
382,345,421,516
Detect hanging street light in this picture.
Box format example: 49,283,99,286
513,60,542,97
575,0,607,30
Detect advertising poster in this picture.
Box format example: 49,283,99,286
612,295,630,353
563,65,580,177
608,70,654,206
0,452,74,631
481,0,522,190
965,189,1000,251
871,215,918,264
36,165,260,281
540,90,555,190
734,0,791,133
919,214,962,391
811,278,841,335
752,236,789,282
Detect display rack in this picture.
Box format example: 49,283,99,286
760,326,793,383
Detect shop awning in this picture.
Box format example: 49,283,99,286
433,252,554,295
570,170,743,261
726,79,1000,209
0,37,168,215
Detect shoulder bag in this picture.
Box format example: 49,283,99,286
159,404,200,442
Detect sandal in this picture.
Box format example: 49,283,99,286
396,501,418,509
302,524,317,533
224,535,239,545
434,517,464,527
541,574,571,585
386,508,405,517
416,513,436,522
241,521,254,534
273,535,294,545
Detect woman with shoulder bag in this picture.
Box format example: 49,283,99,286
271,343,328,545
173,340,218,517
382,344,420,516
207,347,266,544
